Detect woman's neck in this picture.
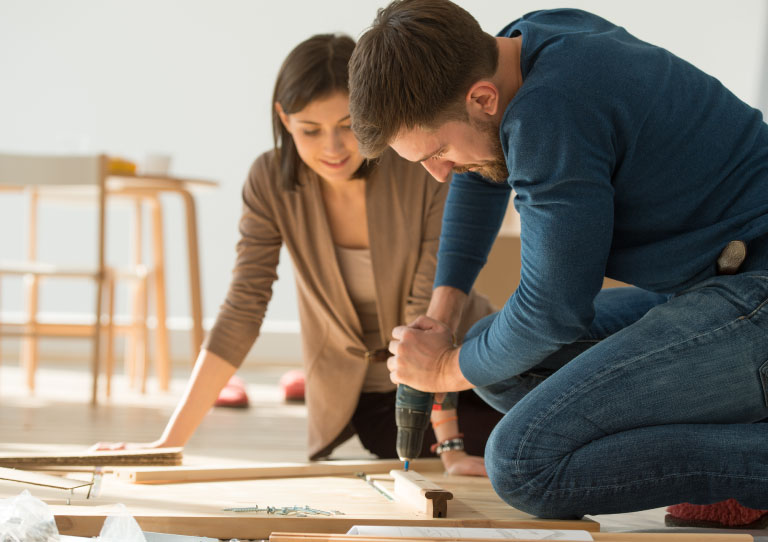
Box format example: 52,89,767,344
319,176,370,249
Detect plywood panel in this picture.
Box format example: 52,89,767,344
0,467,92,490
0,468,597,540
0,448,182,468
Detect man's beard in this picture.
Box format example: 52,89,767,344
452,118,509,182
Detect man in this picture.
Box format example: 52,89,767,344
348,0,768,521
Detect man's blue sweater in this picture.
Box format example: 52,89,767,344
436,9,768,387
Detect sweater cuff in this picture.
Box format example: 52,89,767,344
434,252,485,294
457,336,497,387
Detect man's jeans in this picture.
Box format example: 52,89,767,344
471,264,768,517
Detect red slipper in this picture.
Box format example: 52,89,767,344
279,369,305,402
214,375,250,408
665,499,768,529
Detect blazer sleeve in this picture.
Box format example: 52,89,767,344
203,155,283,367
404,174,450,325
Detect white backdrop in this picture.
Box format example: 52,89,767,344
1,1,767,364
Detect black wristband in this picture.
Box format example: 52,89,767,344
434,437,464,455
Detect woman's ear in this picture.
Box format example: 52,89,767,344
275,102,291,133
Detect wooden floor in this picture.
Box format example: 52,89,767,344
0,360,372,464
2,359,751,536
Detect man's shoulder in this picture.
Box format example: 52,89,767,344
497,8,616,38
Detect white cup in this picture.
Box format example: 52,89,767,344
141,153,172,176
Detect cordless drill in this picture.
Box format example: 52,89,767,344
395,384,434,471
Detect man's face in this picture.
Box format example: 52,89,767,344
390,117,508,183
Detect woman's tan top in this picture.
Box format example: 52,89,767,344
333,245,392,393
203,149,495,459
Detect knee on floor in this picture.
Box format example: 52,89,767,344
485,420,583,519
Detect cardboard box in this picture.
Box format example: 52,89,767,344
474,235,628,310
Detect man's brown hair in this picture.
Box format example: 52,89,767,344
349,0,498,158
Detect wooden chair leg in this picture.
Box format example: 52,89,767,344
149,196,170,391
125,199,144,387
90,276,103,407
137,273,149,394
124,289,136,387
105,270,115,398
23,190,39,394
21,274,39,393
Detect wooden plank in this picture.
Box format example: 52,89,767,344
113,458,443,484
391,470,453,518
269,533,753,542
54,516,598,540
594,536,752,542
0,448,182,468
0,467,92,491
270,535,589,542
24,471,598,539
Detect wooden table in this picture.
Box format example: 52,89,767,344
0,172,217,395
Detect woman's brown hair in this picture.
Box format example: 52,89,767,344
272,33,376,190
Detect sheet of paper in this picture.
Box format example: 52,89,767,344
346,526,593,541
143,532,219,542
60,532,218,542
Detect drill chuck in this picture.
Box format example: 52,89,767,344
395,384,434,462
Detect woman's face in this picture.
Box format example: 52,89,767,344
276,92,365,183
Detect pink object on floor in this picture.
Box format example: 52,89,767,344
280,369,305,402
214,375,250,408
665,499,768,529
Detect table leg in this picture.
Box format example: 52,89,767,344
125,200,143,387
22,190,39,393
137,273,149,394
105,269,115,398
149,196,170,391
21,275,38,392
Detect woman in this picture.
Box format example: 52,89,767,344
98,34,501,474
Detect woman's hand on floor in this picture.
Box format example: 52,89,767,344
88,440,169,452
440,450,487,477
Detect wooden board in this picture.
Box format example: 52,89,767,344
114,458,444,484
0,468,597,539
391,470,453,518
0,467,92,491
0,448,182,468
270,532,753,542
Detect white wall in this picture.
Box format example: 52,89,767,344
1,1,766,365
759,4,768,114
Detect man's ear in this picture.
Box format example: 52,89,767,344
465,81,499,118
275,102,291,133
